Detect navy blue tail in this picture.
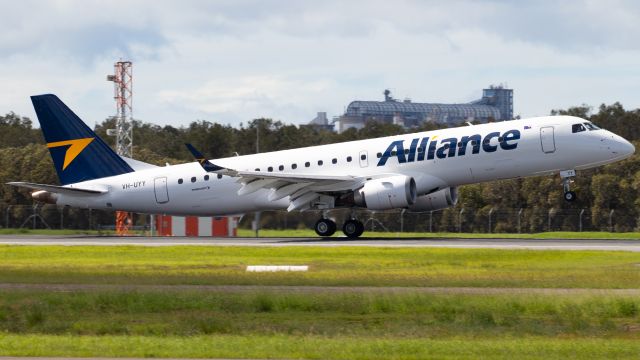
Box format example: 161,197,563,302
31,94,134,185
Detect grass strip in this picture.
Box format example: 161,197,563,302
1,291,638,338
0,334,639,360
0,245,638,288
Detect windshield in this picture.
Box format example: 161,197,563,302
583,122,601,131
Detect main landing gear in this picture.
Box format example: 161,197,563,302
314,214,364,238
561,169,577,202
342,218,364,239
314,217,337,237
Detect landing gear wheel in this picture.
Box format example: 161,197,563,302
314,218,336,237
342,219,364,239
560,170,577,203
564,191,577,202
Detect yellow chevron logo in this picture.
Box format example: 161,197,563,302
47,137,94,170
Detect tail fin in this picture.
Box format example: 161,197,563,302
31,94,134,185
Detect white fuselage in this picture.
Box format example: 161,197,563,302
56,116,634,215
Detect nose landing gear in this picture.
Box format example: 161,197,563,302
561,169,577,202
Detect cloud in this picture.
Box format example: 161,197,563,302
0,0,640,128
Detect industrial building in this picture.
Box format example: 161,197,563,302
335,85,513,133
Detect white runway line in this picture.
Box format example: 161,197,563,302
246,265,309,272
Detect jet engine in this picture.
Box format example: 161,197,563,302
408,187,458,212
354,175,417,210
32,190,58,204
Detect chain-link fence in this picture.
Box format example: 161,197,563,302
0,204,634,234
245,207,628,233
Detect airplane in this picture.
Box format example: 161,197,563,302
8,94,636,238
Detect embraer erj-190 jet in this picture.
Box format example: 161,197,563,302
8,95,636,238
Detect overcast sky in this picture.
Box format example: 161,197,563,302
1,0,639,128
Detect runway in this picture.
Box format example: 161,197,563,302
0,235,639,251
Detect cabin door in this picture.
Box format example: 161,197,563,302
540,126,556,153
154,177,169,204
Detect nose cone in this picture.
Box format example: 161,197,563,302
615,136,635,158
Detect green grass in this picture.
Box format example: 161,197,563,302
239,228,640,239
1,290,638,337
2,334,638,359
0,290,639,359
1,244,639,359
0,245,639,288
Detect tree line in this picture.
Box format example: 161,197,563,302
1,102,639,232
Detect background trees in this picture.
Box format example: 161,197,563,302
1,102,640,232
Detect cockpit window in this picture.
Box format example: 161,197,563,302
583,122,601,131
572,124,586,133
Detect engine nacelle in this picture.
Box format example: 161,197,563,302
32,190,58,204
354,175,417,210
408,187,458,212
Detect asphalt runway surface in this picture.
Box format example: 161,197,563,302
0,234,639,251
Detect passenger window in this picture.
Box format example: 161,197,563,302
361,154,367,160
178,178,183,184
191,177,196,183
217,174,222,179
255,168,260,171
278,165,284,171
268,166,273,172
292,164,297,169
377,152,382,158
318,160,323,166
332,158,337,164
204,175,209,181
347,156,352,162
305,162,310,167
572,124,586,133
404,149,410,155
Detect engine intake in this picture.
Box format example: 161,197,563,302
408,187,458,212
354,175,417,210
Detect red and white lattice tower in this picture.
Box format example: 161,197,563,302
107,61,133,235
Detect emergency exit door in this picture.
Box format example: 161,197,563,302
359,150,369,167
540,126,556,153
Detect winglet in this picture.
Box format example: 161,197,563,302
185,143,225,172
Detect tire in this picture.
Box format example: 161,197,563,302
314,218,336,237
343,219,364,239
564,191,577,202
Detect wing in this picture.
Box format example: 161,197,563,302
185,144,366,211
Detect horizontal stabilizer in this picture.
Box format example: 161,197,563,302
7,182,107,195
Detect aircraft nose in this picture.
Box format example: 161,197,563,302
611,135,635,158
621,138,635,157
